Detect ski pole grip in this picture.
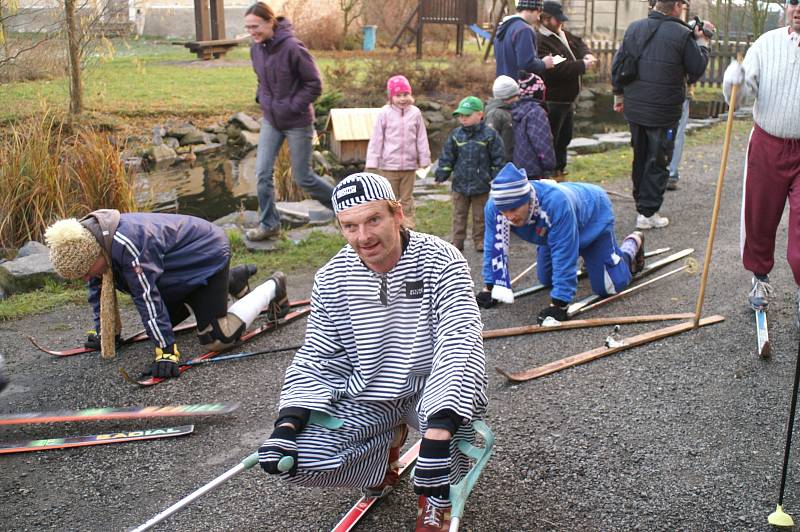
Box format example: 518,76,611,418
277,456,294,472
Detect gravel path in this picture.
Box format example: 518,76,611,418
2,122,798,531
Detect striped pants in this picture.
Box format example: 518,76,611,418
280,394,475,490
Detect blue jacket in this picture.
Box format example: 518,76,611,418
85,211,231,348
494,16,547,78
435,122,505,196
483,181,614,303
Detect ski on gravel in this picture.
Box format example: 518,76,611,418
0,402,238,426
28,299,311,357
755,309,770,357
564,248,694,316
331,440,421,532
513,247,672,300
496,315,725,383
130,305,311,387
0,425,194,454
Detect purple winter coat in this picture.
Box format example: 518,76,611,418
250,18,322,130
511,98,556,179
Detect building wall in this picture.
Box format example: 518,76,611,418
12,0,341,39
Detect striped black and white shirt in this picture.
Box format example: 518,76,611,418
280,231,488,422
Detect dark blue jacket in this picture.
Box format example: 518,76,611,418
612,11,709,127
494,16,547,78
86,212,230,348
435,122,505,196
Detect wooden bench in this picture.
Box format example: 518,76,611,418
183,38,247,60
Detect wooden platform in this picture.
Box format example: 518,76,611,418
183,38,246,60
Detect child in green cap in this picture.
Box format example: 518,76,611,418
435,96,506,253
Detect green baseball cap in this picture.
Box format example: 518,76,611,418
452,96,484,116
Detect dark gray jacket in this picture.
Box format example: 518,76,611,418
485,98,514,162
611,11,709,127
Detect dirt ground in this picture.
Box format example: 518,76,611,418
2,123,799,531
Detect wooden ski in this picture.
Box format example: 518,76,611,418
482,312,695,340
132,305,311,387
513,247,672,300
0,425,193,454
496,315,725,383
29,299,311,357
565,248,694,316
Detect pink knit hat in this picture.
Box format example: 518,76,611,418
387,75,412,98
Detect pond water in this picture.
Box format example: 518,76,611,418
139,153,260,221
139,93,629,220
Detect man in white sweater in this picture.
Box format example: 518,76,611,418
723,0,800,313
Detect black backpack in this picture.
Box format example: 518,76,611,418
612,19,664,86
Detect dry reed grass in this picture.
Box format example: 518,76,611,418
0,111,137,251
272,143,308,202
0,37,68,83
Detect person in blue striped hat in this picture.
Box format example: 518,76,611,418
258,172,488,531
479,162,646,324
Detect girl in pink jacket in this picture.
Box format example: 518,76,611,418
365,75,431,227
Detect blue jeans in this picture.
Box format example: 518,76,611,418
668,99,690,180
255,120,334,231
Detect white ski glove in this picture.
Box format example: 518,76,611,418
722,61,746,107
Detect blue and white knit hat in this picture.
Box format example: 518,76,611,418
331,172,396,215
490,162,532,210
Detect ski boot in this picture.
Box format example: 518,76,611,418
748,275,772,311
228,264,258,299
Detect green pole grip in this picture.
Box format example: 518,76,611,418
277,455,294,472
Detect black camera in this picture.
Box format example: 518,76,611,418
691,16,715,39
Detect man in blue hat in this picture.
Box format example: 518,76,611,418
478,162,645,323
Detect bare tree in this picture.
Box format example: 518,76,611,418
338,0,365,48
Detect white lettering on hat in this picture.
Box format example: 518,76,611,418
336,185,358,199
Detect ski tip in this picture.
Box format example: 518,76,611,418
495,366,524,382
759,341,771,358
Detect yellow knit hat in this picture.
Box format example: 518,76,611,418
44,218,102,279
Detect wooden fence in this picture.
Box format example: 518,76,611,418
586,38,752,88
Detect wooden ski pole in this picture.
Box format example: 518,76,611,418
693,56,742,327
510,262,536,286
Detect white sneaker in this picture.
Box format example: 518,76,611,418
636,213,669,229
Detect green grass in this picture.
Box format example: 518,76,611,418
0,39,461,123
0,280,86,321
567,118,752,185
229,229,346,275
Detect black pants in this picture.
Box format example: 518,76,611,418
164,261,230,331
629,122,676,217
546,102,574,172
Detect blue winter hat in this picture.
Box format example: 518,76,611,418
331,172,396,215
491,162,532,211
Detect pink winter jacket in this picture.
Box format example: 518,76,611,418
365,104,431,171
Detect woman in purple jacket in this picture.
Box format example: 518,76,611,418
244,3,333,241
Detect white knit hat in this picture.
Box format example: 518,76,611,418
493,76,520,100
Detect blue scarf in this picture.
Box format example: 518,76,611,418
489,190,540,303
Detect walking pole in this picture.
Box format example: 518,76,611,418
693,55,742,328
129,412,342,531
510,262,536,286
130,453,293,532
767,337,800,527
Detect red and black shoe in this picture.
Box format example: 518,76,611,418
363,424,409,498
415,496,452,531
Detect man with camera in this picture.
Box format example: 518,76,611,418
611,0,711,230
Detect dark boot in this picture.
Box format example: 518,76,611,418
228,264,258,299
267,271,289,319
